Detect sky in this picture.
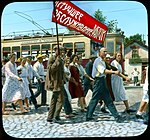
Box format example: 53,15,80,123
1,1,148,45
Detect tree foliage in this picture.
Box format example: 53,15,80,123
93,9,118,33
124,33,145,46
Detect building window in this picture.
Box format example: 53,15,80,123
106,41,114,54
132,48,139,58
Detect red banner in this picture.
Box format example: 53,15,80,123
52,1,108,43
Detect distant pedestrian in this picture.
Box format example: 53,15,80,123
131,68,140,86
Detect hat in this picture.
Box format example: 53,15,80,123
89,54,97,59
106,54,111,58
36,54,44,59
16,58,22,62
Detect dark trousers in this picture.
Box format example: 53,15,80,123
29,84,37,106
47,87,64,119
134,76,138,85
35,82,47,105
63,87,73,115
86,77,119,119
83,81,93,96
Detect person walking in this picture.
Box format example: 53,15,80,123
83,55,97,97
25,56,41,110
86,48,124,123
63,57,75,118
69,54,86,112
17,58,31,111
131,68,140,86
2,53,27,114
45,46,65,123
33,54,47,106
111,52,136,113
135,66,149,125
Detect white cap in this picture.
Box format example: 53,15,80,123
106,54,111,58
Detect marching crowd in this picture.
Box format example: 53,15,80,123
1,46,149,124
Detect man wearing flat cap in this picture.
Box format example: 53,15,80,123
45,45,65,123
33,54,47,106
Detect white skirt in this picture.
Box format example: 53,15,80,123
2,77,25,102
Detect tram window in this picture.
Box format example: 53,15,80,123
42,44,51,50
63,43,73,49
12,46,20,52
22,46,30,51
2,47,11,59
42,44,50,56
74,42,85,49
106,41,114,54
3,47,11,52
31,45,40,51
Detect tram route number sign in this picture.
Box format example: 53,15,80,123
52,1,108,43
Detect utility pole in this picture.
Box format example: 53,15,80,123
53,0,60,55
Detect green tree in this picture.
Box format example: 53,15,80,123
93,9,118,33
93,9,106,24
124,33,145,46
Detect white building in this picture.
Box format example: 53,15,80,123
124,40,148,83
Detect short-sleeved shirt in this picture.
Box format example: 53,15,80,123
92,57,106,78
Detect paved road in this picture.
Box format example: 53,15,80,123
2,86,148,138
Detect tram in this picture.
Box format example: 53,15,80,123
1,32,125,68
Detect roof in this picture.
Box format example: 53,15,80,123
125,40,148,49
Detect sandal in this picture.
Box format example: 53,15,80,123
20,109,29,114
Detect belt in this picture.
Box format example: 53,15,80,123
94,76,105,80
40,75,45,76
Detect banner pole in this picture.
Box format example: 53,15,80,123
53,0,60,55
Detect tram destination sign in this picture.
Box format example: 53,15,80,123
52,1,108,43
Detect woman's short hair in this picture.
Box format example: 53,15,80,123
70,54,78,63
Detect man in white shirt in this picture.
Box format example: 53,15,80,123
131,68,140,86
33,54,47,106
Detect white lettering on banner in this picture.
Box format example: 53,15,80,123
54,9,107,42
55,1,84,21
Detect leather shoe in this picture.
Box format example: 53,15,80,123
136,114,144,119
47,118,53,122
34,104,41,110
86,117,95,121
126,109,136,114
115,115,125,123
101,108,109,113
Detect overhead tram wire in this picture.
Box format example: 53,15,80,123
14,11,50,35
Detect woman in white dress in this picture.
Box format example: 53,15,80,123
2,53,27,114
17,58,31,110
111,52,136,113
